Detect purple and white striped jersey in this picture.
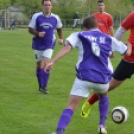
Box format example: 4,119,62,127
28,12,62,50
64,29,127,84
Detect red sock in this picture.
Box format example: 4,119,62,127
87,93,99,105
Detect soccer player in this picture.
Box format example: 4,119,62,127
72,12,80,29
44,16,131,134
93,0,114,36
28,0,63,94
81,11,134,119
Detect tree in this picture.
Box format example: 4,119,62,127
52,0,82,19
15,0,42,18
0,0,11,9
10,0,16,6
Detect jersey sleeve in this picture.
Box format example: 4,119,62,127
121,12,134,30
114,26,127,40
64,32,81,48
28,13,38,30
55,15,63,29
111,37,127,55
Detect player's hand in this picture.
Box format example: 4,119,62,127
58,39,63,45
123,41,131,46
109,52,114,58
38,32,45,37
44,62,54,73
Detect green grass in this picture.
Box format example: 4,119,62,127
0,28,133,134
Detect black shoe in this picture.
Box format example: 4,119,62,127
39,87,49,94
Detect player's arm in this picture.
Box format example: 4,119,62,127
111,37,132,57
28,13,45,37
57,28,63,45
122,41,132,57
108,15,114,37
109,26,114,37
56,15,63,45
109,26,114,57
44,44,72,72
114,26,127,40
28,27,45,37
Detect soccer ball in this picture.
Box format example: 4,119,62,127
111,106,129,124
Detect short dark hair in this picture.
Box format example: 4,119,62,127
98,0,104,3
83,16,97,29
42,0,51,5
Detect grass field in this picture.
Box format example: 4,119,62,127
0,28,134,134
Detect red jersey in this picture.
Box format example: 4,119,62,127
93,12,113,35
121,11,134,62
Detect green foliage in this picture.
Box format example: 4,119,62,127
10,0,16,6
15,0,42,18
0,0,11,9
52,0,82,19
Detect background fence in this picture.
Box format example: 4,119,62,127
0,18,122,30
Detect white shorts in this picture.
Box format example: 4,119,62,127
70,77,109,97
34,49,53,62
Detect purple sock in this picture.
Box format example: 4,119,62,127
99,96,109,127
36,68,44,88
43,70,50,87
57,109,74,134
36,68,50,88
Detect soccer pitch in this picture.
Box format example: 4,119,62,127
0,29,134,134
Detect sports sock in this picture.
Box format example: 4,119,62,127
87,93,99,104
36,68,45,88
36,68,50,88
43,70,50,87
99,96,109,127
57,108,74,134
56,131,63,134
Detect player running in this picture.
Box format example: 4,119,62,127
28,0,63,94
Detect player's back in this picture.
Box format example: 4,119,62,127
76,30,113,84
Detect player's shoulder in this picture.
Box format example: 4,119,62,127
127,11,134,18
104,12,113,18
51,13,61,19
66,32,79,42
70,32,79,37
32,12,43,18
93,12,99,16
129,11,134,15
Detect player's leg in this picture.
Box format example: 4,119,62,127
81,59,129,118
42,49,53,93
56,95,83,134
54,77,89,134
98,94,109,134
94,83,109,134
36,57,50,94
35,49,53,94
81,78,124,119
72,19,77,29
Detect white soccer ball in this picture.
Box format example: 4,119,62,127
111,106,129,124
